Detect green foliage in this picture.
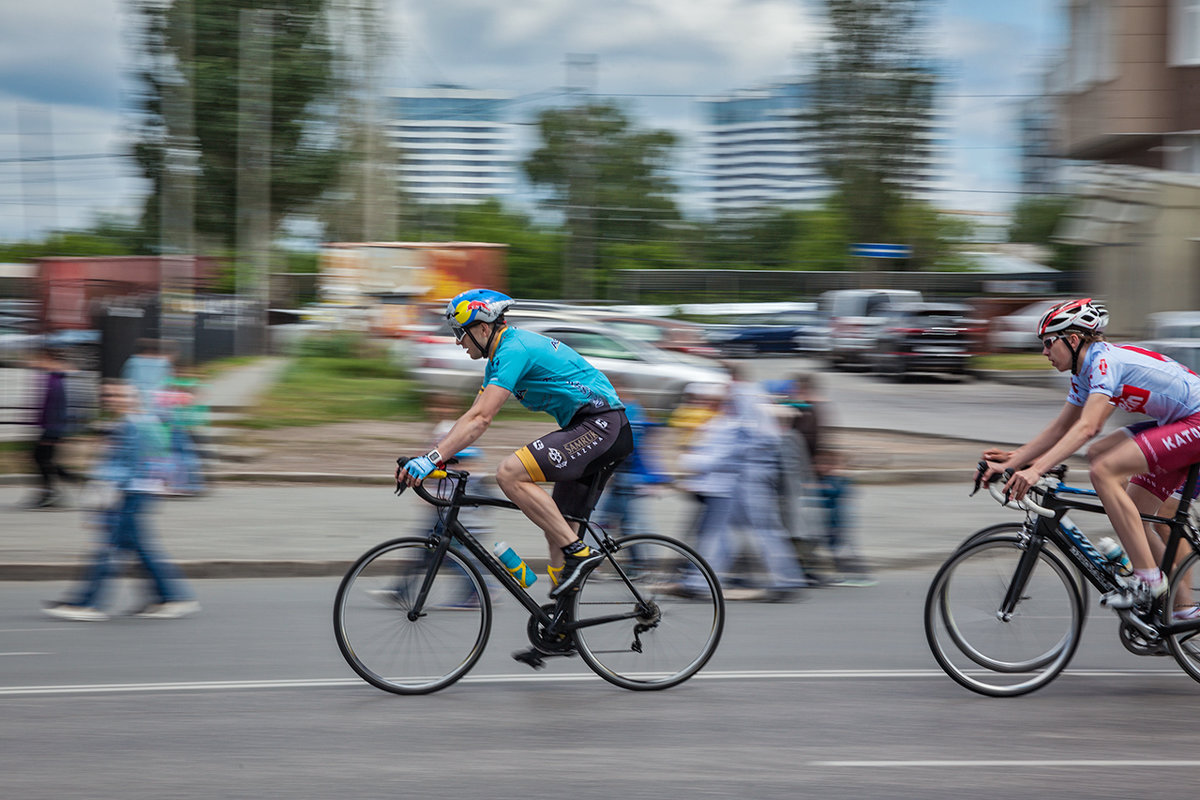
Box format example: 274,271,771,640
0,216,150,258
130,0,345,250
523,102,681,298
809,0,939,254
1009,196,1072,245
1009,195,1080,270
235,335,420,427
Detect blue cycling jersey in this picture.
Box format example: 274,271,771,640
483,327,624,428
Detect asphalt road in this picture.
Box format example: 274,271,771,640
4,571,1200,799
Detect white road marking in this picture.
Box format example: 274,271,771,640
0,667,1185,697
815,760,1200,768
0,652,51,656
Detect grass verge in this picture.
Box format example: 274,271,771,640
972,353,1052,371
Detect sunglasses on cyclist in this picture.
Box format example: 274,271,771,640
453,323,479,343
1041,335,1062,350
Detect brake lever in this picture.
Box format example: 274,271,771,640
970,460,987,496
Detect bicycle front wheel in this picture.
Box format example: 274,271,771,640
1164,549,1200,683
925,535,1082,697
572,534,724,691
334,537,491,695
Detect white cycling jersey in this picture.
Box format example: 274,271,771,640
1068,341,1200,424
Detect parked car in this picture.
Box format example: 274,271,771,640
0,322,39,367
987,299,1059,352
1131,310,1200,374
868,302,982,380
822,289,923,368
703,307,823,357
591,315,721,359
409,319,730,414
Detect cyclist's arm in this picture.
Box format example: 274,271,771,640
984,401,1081,480
430,384,511,463
1005,393,1114,500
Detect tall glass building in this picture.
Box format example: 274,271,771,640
699,82,826,215
386,86,518,205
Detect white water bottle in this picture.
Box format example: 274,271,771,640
1097,536,1134,583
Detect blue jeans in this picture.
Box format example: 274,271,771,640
71,491,191,609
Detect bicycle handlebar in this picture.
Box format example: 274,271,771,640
986,479,1055,517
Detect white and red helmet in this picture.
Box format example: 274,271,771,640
1036,298,1109,338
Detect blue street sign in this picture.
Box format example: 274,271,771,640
850,243,912,258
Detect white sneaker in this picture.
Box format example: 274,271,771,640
1102,575,1168,609
43,603,109,622
134,600,200,619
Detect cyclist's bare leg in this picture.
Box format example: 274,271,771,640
495,454,577,568
1150,493,1196,610
1089,437,1158,570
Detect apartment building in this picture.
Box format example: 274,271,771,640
1058,0,1200,169
385,86,519,205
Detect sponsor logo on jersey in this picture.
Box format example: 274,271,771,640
1114,384,1150,413
548,448,567,468
533,439,545,450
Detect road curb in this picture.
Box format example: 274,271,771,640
0,553,950,582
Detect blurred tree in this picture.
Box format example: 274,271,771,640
524,103,680,299
0,217,149,261
808,0,939,264
1009,195,1079,270
130,0,345,251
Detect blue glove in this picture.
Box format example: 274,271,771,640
403,455,437,481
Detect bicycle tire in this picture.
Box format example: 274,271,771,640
571,533,724,691
954,522,1090,635
334,537,491,695
1164,549,1200,683
925,535,1083,697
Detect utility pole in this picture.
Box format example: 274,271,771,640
563,53,597,301
159,0,196,363
237,7,272,355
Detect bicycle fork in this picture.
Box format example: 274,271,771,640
997,536,1047,622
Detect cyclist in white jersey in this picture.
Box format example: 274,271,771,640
983,298,1200,609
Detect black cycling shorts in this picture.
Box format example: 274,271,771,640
514,407,633,518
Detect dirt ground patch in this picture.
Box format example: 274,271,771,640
231,423,999,478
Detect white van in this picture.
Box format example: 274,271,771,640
821,289,922,368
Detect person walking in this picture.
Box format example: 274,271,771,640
43,380,199,622
26,347,83,508
676,379,808,600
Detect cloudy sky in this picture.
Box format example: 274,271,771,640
0,0,1065,242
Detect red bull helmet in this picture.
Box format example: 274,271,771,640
445,289,515,333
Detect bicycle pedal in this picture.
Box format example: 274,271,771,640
511,649,546,670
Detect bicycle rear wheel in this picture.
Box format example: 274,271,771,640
1164,549,1200,683
925,535,1082,697
572,534,724,691
334,537,491,695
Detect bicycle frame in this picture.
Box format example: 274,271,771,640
1012,462,1200,640
404,468,653,638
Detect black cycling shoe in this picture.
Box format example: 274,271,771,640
548,549,605,599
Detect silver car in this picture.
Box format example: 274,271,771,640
409,318,730,414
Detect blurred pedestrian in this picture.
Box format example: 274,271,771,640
782,373,874,587
593,383,671,567
42,380,199,622
26,347,84,509
676,377,807,600
157,376,208,495
121,338,173,412
668,381,725,449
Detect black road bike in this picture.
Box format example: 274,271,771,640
925,461,1200,696
333,461,725,694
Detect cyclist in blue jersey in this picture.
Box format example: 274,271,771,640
983,298,1200,611
397,289,634,597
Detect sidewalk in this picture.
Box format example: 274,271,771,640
0,357,1090,582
